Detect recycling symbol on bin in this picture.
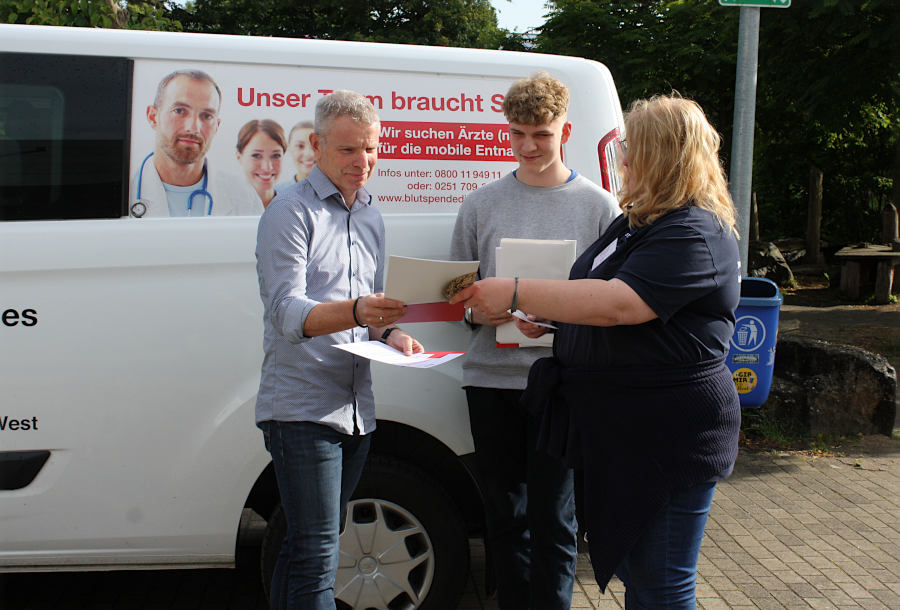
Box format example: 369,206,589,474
730,315,765,352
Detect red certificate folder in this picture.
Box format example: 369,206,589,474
399,301,466,323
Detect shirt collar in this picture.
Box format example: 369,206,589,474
308,166,372,209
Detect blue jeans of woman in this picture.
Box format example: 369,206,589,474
261,420,371,610
466,387,578,610
615,479,717,609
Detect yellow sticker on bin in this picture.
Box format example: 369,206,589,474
732,368,758,394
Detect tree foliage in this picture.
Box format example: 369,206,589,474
754,0,899,244
175,0,512,49
538,0,898,245
1,0,181,30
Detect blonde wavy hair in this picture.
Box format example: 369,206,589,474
619,94,737,235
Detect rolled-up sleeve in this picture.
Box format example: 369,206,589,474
256,200,320,344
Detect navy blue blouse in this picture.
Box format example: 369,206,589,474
555,206,741,368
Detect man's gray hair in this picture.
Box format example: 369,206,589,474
314,90,379,139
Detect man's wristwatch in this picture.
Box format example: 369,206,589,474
464,307,473,324
380,327,398,343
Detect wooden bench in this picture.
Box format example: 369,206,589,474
835,245,900,304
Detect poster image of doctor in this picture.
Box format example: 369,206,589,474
129,68,262,218
128,59,518,219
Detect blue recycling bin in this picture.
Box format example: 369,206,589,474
726,277,783,408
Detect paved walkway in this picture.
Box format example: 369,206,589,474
461,438,900,609
3,439,899,609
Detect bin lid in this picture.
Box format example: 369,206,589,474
739,277,783,308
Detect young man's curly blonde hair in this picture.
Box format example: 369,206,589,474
619,94,737,235
502,71,569,125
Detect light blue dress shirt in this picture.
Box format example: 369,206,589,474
254,166,384,435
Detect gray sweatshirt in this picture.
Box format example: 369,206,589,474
450,171,621,389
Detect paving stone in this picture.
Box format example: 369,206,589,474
697,599,732,609
836,579,877,598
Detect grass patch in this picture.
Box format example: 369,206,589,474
738,408,859,455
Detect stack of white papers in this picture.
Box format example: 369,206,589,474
495,238,576,347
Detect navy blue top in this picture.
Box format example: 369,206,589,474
524,205,743,590
555,206,741,368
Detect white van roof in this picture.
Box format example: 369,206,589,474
0,23,608,81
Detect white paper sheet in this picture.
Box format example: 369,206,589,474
495,238,576,347
333,341,465,368
510,309,557,329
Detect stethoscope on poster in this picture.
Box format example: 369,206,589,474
131,152,214,218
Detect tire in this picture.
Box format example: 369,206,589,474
260,455,470,610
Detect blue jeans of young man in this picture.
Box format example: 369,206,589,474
615,479,718,609
261,420,371,610
466,387,578,610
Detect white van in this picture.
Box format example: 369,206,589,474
0,24,624,608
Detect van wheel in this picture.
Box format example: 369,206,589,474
260,455,469,610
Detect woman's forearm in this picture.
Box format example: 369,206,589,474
452,277,657,327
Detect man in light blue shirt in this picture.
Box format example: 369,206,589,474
255,90,423,609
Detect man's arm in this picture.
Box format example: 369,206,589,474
303,294,408,337
257,203,409,341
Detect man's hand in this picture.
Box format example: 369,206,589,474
383,328,424,356
357,293,407,327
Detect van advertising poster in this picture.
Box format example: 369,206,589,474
129,60,519,218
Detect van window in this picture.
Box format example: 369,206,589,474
0,53,131,221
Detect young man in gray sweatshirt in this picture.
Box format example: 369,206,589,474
450,72,620,610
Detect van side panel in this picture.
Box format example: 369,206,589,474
0,24,624,570
0,219,269,567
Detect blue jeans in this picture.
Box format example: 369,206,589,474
466,387,577,610
261,420,371,610
615,480,717,609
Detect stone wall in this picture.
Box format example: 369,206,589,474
762,336,897,436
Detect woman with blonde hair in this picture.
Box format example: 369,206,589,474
451,94,742,608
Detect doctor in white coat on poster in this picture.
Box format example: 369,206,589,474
129,69,261,218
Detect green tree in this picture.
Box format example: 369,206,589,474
537,1,739,141
176,0,510,48
754,0,899,243
538,0,898,245
1,0,181,30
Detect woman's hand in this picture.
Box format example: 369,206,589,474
449,277,515,319
515,314,551,339
469,308,514,327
